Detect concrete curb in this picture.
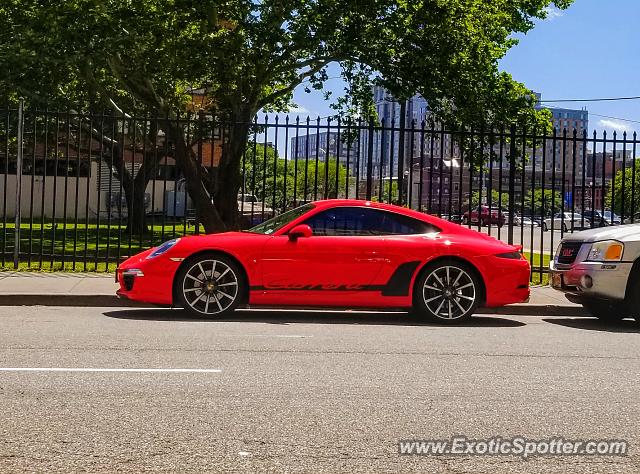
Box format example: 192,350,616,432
0,294,589,316
0,295,150,308
478,305,588,317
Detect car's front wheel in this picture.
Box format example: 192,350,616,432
176,253,246,317
414,260,482,323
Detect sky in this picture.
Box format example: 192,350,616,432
281,0,640,135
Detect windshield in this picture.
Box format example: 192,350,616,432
247,204,314,235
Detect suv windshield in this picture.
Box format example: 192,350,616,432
247,204,314,235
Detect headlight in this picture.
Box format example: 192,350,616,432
586,240,624,262
146,238,180,259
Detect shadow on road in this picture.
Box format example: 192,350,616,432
102,308,526,327
543,317,640,333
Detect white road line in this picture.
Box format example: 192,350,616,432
0,368,222,373
227,334,312,338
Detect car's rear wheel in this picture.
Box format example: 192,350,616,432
542,222,548,232
582,300,628,322
414,260,482,324
176,253,246,317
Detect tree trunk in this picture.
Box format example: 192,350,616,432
164,112,253,234
81,117,157,236
166,120,226,233
213,120,251,230
124,175,149,235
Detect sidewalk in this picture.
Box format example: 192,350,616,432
0,271,587,316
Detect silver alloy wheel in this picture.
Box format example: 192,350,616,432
181,259,239,315
422,265,476,320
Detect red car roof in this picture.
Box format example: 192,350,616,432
306,199,458,230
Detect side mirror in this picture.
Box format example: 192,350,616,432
288,224,313,241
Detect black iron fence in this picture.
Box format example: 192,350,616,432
1,104,638,281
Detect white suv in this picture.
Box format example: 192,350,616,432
550,224,640,321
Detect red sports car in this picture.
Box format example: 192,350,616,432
116,200,530,323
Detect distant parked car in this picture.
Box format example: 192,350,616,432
238,194,274,227
439,213,463,224
463,206,505,227
624,212,640,225
581,210,610,227
542,212,590,232
603,210,622,226
520,216,540,227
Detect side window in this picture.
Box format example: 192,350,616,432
303,207,382,236
303,207,438,236
376,210,439,235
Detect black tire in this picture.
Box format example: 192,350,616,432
175,252,246,317
543,222,548,232
627,271,640,323
413,259,482,324
562,223,568,233
582,300,629,322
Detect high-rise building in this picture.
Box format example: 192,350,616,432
533,93,589,177
369,86,463,210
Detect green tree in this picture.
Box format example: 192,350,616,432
243,144,348,211
470,190,510,209
606,160,640,217
0,0,571,232
524,189,563,217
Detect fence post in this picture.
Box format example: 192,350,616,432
366,117,374,200
397,101,406,206
507,125,517,245
13,98,24,269
195,112,204,235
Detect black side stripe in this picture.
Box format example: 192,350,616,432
381,261,421,296
249,285,385,292
250,260,421,296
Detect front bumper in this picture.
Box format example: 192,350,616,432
115,248,181,305
550,260,632,301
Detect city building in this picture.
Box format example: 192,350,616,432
289,130,358,175
533,93,589,177
586,149,633,180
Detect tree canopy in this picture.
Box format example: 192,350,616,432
0,0,572,232
606,160,640,217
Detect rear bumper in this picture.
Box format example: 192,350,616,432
480,256,531,307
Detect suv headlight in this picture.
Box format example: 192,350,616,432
147,238,180,259
586,240,624,262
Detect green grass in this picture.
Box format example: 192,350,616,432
0,220,204,272
524,251,551,286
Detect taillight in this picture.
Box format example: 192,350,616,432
495,252,523,260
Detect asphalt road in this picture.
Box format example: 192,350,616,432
1,306,640,473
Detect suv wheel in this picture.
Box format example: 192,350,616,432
582,300,628,321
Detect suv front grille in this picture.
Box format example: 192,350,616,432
557,242,583,265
